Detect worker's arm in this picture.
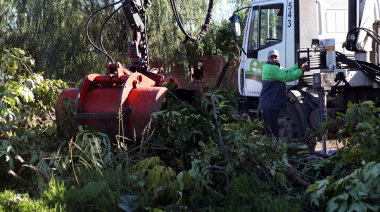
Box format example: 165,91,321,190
265,63,304,82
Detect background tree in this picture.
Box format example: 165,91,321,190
0,0,214,84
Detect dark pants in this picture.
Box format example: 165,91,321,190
260,110,279,138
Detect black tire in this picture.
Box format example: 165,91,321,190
278,103,303,142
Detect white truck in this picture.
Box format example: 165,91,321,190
231,0,380,143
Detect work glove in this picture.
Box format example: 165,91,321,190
298,56,308,66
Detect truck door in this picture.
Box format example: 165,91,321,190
240,1,290,97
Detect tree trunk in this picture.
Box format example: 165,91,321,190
215,54,233,87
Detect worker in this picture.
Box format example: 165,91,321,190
258,49,308,138
191,60,204,83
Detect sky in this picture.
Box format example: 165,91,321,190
213,0,235,23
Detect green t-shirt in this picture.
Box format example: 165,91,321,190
262,63,303,82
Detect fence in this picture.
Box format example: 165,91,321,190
170,55,240,91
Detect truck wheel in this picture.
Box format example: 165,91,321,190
278,104,303,142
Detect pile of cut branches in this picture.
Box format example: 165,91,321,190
3,48,380,212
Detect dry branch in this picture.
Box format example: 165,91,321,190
21,164,51,182
15,155,51,183
8,170,34,187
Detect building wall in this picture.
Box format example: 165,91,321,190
171,55,240,92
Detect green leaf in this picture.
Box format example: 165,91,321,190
171,180,179,191
67,186,84,202
306,183,318,193
165,82,178,90
118,195,139,212
316,185,326,195
211,86,220,92
319,121,330,130
81,181,105,200
182,173,192,190
366,161,376,167
202,84,209,93
364,203,379,211
338,201,348,212
363,171,371,182
316,179,329,189
360,183,370,194
6,96,15,106
25,79,34,87
17,87,34,102
357,191,368,198
347,101,353,109
326,197,339,212
311,194,320,206
345,110,357,123
172,111,181,116
348,201,362,212
29,153,38,165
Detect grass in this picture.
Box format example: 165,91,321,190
0,172,307,212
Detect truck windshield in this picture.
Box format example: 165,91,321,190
260,5,283,47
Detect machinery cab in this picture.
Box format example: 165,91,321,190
236,0,298,98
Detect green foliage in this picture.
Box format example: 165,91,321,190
0,50,69,193
225,173,303,211
8,50,380,211
9,44,380,211
1,48,35,80
317,101,380,166
303,101,380,211
119,195,150,212
69,127,115,168
0,181,66,211
128,156,221,208
0,73,67,172
307,162,380,212
147,83,300,209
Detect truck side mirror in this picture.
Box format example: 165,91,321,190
230,15,242,37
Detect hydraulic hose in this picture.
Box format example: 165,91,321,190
99,5,123,56
86,0,124,63
169,0,215,44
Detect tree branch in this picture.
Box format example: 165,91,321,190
15,155,51,183
283,166,311,188
215,54,233,87
250,157,282,195
8,170,34,187
209,90,234,168
287,146,330,159
289,158,310,167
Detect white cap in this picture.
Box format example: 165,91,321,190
268,49,279,57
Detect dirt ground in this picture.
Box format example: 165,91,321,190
315,139,345,150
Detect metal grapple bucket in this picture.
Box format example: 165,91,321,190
56,63,170,139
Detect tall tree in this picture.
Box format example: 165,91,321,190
0,0,214,83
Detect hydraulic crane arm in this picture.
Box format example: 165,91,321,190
122,0,150,71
